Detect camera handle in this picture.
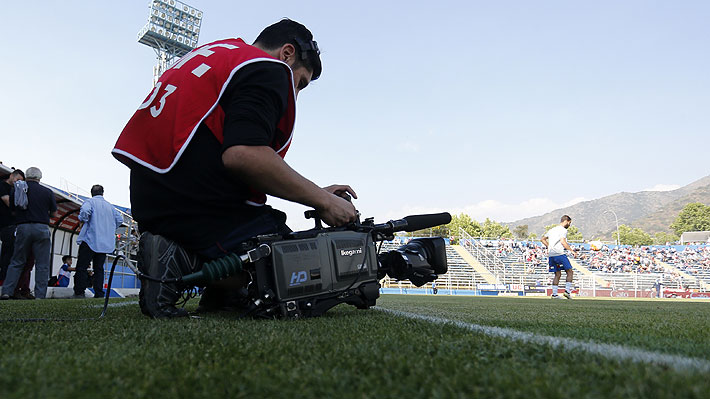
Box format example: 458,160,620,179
304,210,324,229
304,191,356,230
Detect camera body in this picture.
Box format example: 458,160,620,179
232,213,451,318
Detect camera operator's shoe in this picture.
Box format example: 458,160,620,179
138,232,202,318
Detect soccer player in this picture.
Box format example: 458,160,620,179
541,215,577,299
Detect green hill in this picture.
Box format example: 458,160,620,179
508,175,710,240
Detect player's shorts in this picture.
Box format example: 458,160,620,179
548,255,572,272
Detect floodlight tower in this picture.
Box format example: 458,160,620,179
137,0,203,86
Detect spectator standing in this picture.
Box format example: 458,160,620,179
653,279,663,298
0,169,25,284
13,251,36,299
73,185,123,298
0,167,56,299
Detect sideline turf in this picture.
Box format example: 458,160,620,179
0,295,708,398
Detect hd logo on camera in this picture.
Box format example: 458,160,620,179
289,271,308,286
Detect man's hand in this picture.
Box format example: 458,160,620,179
222,146,358,227
323,185,358,202
317,192,358,227
570,250,578,258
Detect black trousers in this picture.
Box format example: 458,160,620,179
0,225,17,282
196,208,290,308
196,208,290,259
74,242,107,296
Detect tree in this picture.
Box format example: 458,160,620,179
612,224,653,246
430,224,449,237
528,232,538,240
567,226,583,242
653,231,678,245
670,203,710,236
543,224,583,242
445,213,483,241
513,225,529,240
482,218,512,239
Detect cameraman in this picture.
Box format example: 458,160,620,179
113,19,357,318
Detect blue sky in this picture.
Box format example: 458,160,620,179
1,1,708,230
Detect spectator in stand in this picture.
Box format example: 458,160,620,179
73,185,123,299
56,255,75,287
0,169,25,284
0,167,56,300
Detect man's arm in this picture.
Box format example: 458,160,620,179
222,145,357,226
78,201,92,223
561,238,577,258
114,208,124,229
49,191,58,219
1,194,8,208
540,236,549,248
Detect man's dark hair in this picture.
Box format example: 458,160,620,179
62,255,72,263
253,18,322,80
10,169,24,179
561,215,572,223
91,185,104,197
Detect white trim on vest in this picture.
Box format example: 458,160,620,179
112,57,296,174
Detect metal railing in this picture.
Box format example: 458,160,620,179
458,228,507,284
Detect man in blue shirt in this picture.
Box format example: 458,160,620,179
73,185,123,298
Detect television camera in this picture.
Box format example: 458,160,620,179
176,211,452,318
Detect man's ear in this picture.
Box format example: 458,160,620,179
279,43,297,65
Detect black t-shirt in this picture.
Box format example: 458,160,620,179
13,181,57,225
130,61,291,250
0,181,13,228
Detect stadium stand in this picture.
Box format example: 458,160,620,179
454,232,710,292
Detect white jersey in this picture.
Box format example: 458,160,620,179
544,225,568,257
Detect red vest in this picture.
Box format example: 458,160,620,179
112,38,296,205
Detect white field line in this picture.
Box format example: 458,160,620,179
90,300,139,308
375,307,710,374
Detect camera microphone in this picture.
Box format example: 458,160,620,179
401,212,452,232
371,212,451,234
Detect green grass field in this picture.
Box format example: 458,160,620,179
1,295,709,398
